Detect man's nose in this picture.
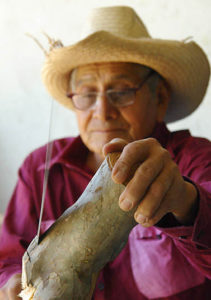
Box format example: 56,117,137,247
92,93,118,121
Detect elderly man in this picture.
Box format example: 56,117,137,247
1,5,211,300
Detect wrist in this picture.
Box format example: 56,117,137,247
173,182,198,225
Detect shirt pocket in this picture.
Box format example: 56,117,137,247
129,225,205,299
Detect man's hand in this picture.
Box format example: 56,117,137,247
103,138,198,227
0,273,22,300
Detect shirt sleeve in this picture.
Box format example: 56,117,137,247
156,135,211,279
0,156,38,288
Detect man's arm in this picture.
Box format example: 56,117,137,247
0,155,39,290
103,136,211,279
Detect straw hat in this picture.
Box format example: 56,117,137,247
42,6,210,123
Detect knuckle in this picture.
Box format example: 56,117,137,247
168,161,179,176
149,182,164,199
117,159,130,170
146,137,160,147
156,149,170,163
137,162,155,180
145,138,171,159
154,150,171,168
172,161,179,171
122,143,133,156
123,141,140,155
162,149,171,160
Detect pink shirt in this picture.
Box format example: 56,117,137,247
0,123,211,299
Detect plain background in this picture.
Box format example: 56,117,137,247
0,0,211,213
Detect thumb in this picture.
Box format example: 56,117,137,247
103,138,128,157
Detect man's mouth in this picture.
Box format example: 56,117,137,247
91,129,126,133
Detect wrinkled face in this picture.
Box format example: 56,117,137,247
69,62,169,156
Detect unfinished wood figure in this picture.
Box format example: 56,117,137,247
20,153,138,300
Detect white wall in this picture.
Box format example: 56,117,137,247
0,0,211,213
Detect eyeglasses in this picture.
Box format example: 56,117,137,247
66,71,155,111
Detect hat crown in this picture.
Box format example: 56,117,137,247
81,6,151,39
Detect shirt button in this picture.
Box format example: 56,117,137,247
98,282,104,290
179,235,187,239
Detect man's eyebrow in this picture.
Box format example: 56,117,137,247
76,74,132,82
74,75,96,86
73,73,140,87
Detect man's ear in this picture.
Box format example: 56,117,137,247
156,79,171,122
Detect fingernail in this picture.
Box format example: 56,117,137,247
109,138,122,143
136,214,147,224
120,198,133,211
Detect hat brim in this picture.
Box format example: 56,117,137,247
42,31,210,123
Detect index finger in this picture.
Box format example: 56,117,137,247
111,138,159,184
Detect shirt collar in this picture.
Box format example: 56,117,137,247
151,122,171,148
37,135,90,171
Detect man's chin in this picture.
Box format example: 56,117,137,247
91,130,131,142
89,136,131,155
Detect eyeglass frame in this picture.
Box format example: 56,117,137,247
66,70,157,111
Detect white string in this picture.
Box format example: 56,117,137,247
37,97,55,243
